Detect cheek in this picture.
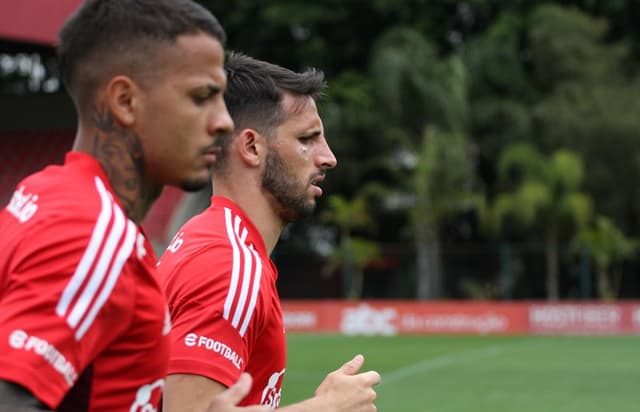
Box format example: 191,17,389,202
167,113,200,148
297,146,309,158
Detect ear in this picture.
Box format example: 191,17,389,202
105,75,140,126
236,128,267,168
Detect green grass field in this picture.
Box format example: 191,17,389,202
281,334,640,412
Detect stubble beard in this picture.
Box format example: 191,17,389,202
261,148,315,223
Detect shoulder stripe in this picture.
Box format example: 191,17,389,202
56,177,137,341
75,219,136,339
239,227,248,243
239,245,262,337
66,198,126,329
231,218,255,329
56,177,113,316
222,208,261,337
222,208,241,321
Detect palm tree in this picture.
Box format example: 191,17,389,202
411,127,475,299
572,216,639,299
321,193,381,299
369,27,473,299
486,143,592,300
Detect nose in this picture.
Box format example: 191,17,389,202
318,137,337,170
208,103,234,137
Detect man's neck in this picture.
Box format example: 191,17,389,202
214,181,284,254
73,117,161,223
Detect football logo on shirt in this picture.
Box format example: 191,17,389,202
261,369,285,408
183,332,243,369
8,329,78,386
7,185,39,223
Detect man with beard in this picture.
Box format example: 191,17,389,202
159,52,381,412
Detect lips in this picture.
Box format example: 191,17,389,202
201,146,220,165
310,173,325,186
310,173,326,196
203,145,220,156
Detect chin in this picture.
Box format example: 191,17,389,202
296,203,317,220
179,178,209,192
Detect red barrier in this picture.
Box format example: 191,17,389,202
281,300,640,335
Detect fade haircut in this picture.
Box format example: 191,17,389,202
57,0,225,110
215,52,326,172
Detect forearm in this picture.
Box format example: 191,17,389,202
278,355,380,412
277,396,327,412
163,373,228,412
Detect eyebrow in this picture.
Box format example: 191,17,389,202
192,83,222,95
300,130,322,139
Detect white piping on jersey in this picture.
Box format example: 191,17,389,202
239,245,262,336
75,219,136,339
66,195,126,329
55,177,137,340
222,210,242,322
235,215,248,243
222,208,262,337
232,215,253,330
56,177,113,317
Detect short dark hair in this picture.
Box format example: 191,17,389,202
57,0,225,107
223,51,327,139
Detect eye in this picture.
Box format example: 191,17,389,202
192,93,211,105
299,132,320,143
191,85,221,105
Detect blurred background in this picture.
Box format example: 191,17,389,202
3,0,640,302
4,3,640,410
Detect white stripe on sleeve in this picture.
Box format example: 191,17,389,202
56,177,137,341
239,244,262,337
223,208,241,320
56,177,112,316
222,209,262,337
75,219,136,339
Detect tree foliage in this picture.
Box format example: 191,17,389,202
7,1,637,299
191,1,640,300
484,143,593,299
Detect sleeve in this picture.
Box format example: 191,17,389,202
0,214,135,409
162,245,264,388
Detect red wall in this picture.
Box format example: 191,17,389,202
281,300,640,335
0,0,82,45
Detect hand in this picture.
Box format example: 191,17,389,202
205,373,271,412
313,354,381,412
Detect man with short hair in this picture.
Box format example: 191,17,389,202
160,52,381,412
0,1,268,411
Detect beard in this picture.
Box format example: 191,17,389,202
261,148,316,223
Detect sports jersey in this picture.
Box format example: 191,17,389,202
159,196,286,408
0,152,170,412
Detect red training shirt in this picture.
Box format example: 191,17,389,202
0,152,170,412
159,196,286,408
